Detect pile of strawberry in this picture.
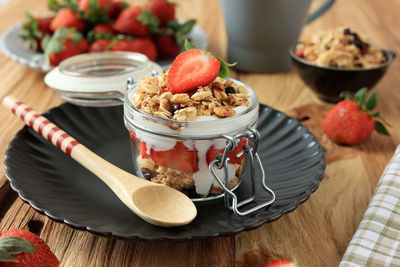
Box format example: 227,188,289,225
20,0,196,66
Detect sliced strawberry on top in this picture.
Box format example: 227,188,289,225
206,138,247,166
150,141,199,174
167,49,220,94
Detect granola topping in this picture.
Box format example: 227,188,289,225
132,73,250,121
295,27,386,68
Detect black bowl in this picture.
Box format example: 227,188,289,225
289,46,395,102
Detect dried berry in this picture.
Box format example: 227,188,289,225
169,103,180,115
141,168,153,180
225,86,235,95
343,28,370,55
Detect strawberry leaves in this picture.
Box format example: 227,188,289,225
184,39,236,78
342,87,390,136
0,236,36,263
20,13,42,51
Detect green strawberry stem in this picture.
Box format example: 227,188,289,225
341,87,391,136
184,39,236,78
0,236,36,263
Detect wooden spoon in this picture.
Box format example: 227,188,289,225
2,96,197,227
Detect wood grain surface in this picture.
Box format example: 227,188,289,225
0,0,399,266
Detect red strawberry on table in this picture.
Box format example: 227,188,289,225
42,28,88,66
263,259,297,267
50,8,85,32
167,49,220,93
112,6,152,36
322,88,390,145
20,14,53,52
145,0,175,25
0,228,59,267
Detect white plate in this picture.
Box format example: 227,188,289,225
0,23,209,72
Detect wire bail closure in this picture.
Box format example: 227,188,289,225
209,127,276,216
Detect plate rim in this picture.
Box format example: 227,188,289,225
3,103,326,241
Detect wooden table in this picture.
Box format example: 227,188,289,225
0,0,399,266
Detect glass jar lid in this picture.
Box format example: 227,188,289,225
44,52,162,106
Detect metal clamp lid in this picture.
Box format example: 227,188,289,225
209,128,276,216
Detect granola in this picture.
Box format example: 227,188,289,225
132,73,250,121
137,155,241,195
295,27,386,68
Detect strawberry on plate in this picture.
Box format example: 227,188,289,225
154,19,196,59
89,39,111,52
112,6,152,36
107,1,127,19
50,8,85,32
263,259,297,267
322,87,390,145
42,28,88,66
92,23,114,35
109,38,157,61
150,141,199,174
154,34,180,59
20,14,53,52
145,0,175,25
78,0,113,13
0,228,59,267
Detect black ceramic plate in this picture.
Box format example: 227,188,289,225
4,103,325,240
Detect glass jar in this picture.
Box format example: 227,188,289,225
123,78,260,202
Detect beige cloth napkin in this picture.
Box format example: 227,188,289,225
340,146,400,266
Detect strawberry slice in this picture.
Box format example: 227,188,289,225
167,49,220,94
129,131,149,159
150,142,199,174
206,138,247,165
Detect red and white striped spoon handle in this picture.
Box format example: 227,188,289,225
3,96,80,156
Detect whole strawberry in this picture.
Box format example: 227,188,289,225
20,14,53,52
50,8,85,32
145,0,175,25
113,6,154,36
263,259,297,267
322,88,390,145
42,28,89,66
0,229,59,267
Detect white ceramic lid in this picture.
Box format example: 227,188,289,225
44,51,163,106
